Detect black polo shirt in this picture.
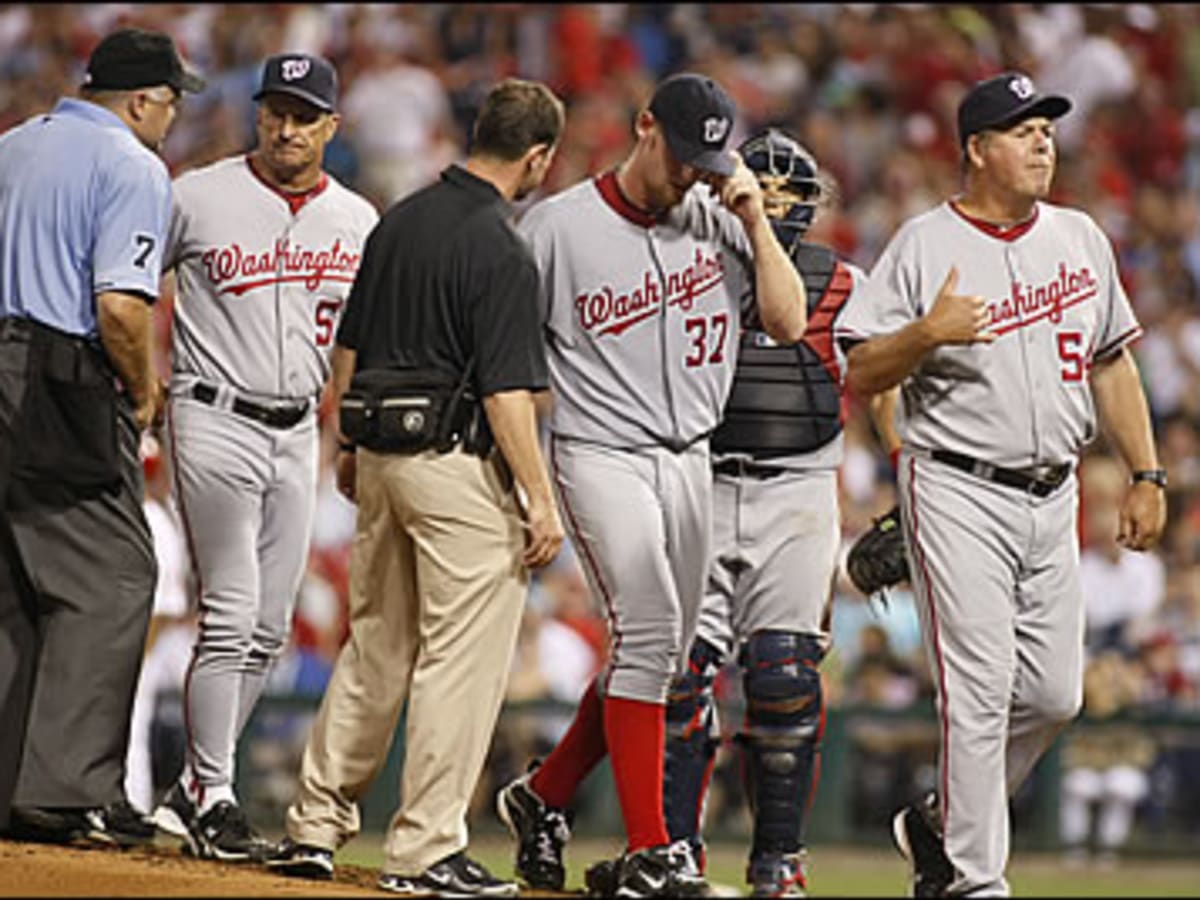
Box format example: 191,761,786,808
336,164,548,396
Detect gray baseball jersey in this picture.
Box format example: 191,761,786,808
696,262,864,657
163,156,377,803
836,199,1140,896
520,172,755,703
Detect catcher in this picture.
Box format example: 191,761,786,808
592,129,901,897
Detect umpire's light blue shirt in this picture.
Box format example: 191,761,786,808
0,97,171,338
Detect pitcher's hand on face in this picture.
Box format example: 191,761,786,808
709,151,767,228
522,495,564,569
923,266,997,347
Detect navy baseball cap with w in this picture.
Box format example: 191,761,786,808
957,72,1071,149
254,53,338,112
649,73,737,177
84,28,205,94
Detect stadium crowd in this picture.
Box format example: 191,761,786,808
4,2,1199,851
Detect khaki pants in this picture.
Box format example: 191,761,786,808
285,446,528,874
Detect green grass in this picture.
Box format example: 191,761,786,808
331,833,1200,897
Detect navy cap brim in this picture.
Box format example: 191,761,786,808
252,84,333,112
661,129,735,177
978,94,1072,137
174,68,205,94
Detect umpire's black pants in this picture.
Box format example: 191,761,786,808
0,323,155,821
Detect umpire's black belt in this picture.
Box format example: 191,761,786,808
930,449,1071,498
191,382,310,429
713,457,790,480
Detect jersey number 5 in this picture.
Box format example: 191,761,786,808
315,299,343,347
1057,331,1085,382
684,313,729,368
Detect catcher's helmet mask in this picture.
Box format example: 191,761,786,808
739,128,821,243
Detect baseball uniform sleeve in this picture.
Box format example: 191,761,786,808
516,200,557,326
92,151,172,303
834,225,921,351
1087,216,1142,360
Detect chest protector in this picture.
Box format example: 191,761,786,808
711,241,854,458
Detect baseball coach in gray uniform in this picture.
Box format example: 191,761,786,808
152,51,377,863
0,28,201,844
836,72,1166,897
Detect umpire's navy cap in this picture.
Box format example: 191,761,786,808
648,73,737,177
84,28,205,94
957,72,1071,149
254,53,337,112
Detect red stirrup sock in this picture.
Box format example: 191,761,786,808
605,694,670,852
530,678,607,809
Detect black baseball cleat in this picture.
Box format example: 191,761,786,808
748,850,808,897
612,840,708,898
378,852,518,897
265,836,335,880
584,855,619,896
7,799,156,848
892,794,956,897
151,782,195,839
183,800,275,862
495,760,571,890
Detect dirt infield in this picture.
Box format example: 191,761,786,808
0,838,584,898
0,840,381,897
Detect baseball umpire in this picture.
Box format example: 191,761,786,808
0,28,200,843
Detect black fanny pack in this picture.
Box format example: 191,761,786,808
339,361,491,456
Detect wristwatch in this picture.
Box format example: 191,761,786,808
1131,468,1168,488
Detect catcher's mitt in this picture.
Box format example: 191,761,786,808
846,505,909,597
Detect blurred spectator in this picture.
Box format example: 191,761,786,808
1059,652,1157,865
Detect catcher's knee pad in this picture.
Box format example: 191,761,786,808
663,637,723,850
737,630,825,856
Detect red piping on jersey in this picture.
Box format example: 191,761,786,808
550,435,621,693
244,155,329,215
907,456,952,835
803,260,855,423
949,199,1039,242
1094,325,1144,360
595,171,659,228
167,399,206,805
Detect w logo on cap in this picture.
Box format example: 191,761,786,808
703,116,730,144
1008,75,1035,100
281,58,311,81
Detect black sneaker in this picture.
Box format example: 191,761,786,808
613,840,708,898
151,782,195,839
185,800,274,862
7,800,156,848
265,836,334,880
748,851,808,897
495,760,571,890
892,795,955,897
378,852,518,897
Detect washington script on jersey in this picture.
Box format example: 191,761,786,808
987,262,1097,336
575,247,725,337
200,237,362,296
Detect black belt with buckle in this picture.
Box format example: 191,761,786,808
930,449,1071,498
712,457,790,480
191,382,310,429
